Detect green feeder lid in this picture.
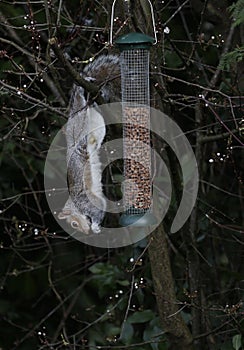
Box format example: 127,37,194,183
115,32,155,51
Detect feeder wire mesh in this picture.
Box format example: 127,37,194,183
121,49,150,105
120,49,152,215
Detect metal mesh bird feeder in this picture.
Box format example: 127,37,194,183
110,0,157,226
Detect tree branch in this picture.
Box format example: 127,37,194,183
199,129,239,143
48,37,105,105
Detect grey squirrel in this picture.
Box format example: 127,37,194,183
58,55,120,234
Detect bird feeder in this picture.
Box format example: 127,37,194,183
114,32,157,226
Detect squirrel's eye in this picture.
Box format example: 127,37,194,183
71,221,79,228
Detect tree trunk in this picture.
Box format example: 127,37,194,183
148,225,195,350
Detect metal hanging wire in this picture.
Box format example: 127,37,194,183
109,0,157,46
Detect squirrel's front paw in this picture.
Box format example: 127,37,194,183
87,135,98,154
91,222,101,234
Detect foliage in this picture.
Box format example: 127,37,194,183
229,0,244,27
219,46,244,70
219,0,244,71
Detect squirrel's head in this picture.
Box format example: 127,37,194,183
58,208,91,235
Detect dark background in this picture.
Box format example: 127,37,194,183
0,0,243,349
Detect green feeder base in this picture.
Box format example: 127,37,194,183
119,211,158,227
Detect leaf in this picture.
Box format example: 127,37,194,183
143,317,165,350
88,263,103,274
143,327,161,350
135,288,145,305
120,322,134,344
117,279,130,286
88,263,126,297
104,324,121,336
232,334,242,350
127,310,155,324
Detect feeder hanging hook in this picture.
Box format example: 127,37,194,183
109,0,157,46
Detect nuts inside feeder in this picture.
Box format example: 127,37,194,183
123,106,152,213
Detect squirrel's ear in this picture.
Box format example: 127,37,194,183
58,209,71,219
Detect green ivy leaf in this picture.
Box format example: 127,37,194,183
127,310,155,324
117,279,130,286
120,322,134,344
104,324,121,336
88,263,104,274
232,334,242,350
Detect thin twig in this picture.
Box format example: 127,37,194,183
13,279,92,350
0,80,67,117
119,274,135,340
163,0,190,27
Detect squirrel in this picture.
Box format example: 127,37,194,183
82,55,120,102
58,55,120,234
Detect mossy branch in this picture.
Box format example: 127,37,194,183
148,226,195,350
